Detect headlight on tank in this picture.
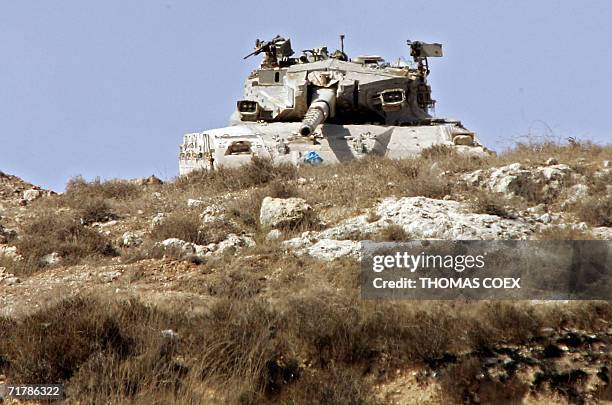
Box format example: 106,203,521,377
237,100,259,119
379,89,405,111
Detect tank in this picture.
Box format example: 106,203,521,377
179,35,488,175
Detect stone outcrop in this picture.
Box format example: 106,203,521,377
122,231,145,247
462,163,579,199
156,234,255,259
284,196,533,261
259,197,312,228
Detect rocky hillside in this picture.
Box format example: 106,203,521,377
0,141,610,404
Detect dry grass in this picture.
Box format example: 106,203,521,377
495,139,612,165
533,226,597,240
174,156,298,193
1,294,609,403
12,212,116,274
439,356,529,404
469,191,516,219
572,196,612,227
149,211,239,245
372,225,412,241
77,196,117,225
65,176,143,200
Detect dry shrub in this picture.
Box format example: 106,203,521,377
469,191,514,219
286,293,454,367
286,293,377,367
284,368,373,405
227,194,261,230
266,180,299,199
149,211,238,245
466,302,541,350
194,299,295,397
0,296,195,403
533,225,596,240
439,356,529,404
297,155,421,207
498,139,611,165
15,212,116,271
373,225,412,241
1,294,610,403
0,316,16,370
1,297,135,383
420,144,489,173
420,144,456,160
206,270,265,299
405,174,452,199
65,176,142,200
535,301,612,331
78,197,117,224
572,196,612,227
0,254,32,277
176,156,297,192
590,167,612,194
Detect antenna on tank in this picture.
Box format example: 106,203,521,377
340,34,345,53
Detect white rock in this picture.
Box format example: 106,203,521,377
40,252,62,266
100,270,122,283
160,238,191,251
592,227,612,239
200,204,225,223
216,234,256,255
151,213,168,228
545,158,558,165
527,204,547,216
462,163,575,199
603,160,610,168
453,135,474,146
283,197,533,260
539,164,573,181
187,198,205,208
161,329,178,339
297,177,307,185
266,229,283,241
594,168,612,180
3,276,20,286
0,245,21,260
122,231,144,247
537,213,552,224
22,189,42,202
562,184,589,207
486,163,531,195
260,197,312,228
157,234,254,259
429,162,442,175
306,239,362,261
93,220,118,228
0,226,17,244
574,222,589,231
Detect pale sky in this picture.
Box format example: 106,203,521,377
1,0,611,191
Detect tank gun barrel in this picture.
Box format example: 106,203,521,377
299,88,336,137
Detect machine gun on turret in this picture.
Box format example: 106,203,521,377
243,35,294,67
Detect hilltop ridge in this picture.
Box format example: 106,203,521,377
0,140,611,403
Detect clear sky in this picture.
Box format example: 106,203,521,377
1,0,611,191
